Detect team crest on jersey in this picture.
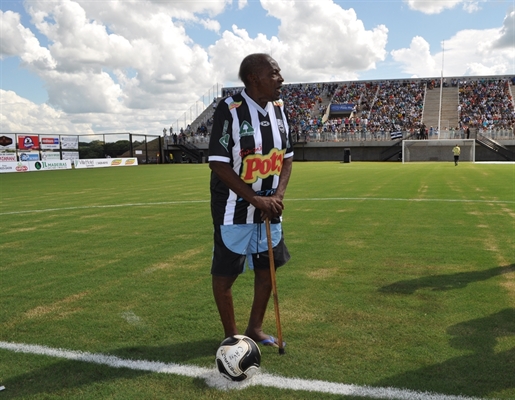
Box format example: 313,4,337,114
239,121,255,137
276,119,286,134
219,120,230,152
228,101,242,110
241,148,285,184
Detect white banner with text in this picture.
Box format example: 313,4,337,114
74,158,138,169
29,160,72,171
0,162,29,173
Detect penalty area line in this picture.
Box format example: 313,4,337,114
0,341,483,400
1,196,513,216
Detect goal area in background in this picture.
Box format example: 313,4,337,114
402,139,475,163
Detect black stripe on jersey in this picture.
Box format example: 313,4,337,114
259,109,276,198
232,94,257,224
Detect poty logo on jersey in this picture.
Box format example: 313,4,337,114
239,121,254,137
228,101,242,110
241,148,285,184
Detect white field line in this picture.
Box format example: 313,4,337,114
0,341,485,400
1,197,514,216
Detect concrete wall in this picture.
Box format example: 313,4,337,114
170,140,515,163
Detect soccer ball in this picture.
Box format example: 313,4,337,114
215,335,261,381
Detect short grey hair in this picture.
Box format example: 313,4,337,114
238,53,272,87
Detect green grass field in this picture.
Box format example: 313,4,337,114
1,162,514,399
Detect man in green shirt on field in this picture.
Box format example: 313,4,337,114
452,144,461,166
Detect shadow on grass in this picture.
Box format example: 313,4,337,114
378,264,515,294
0,339,220,399
375,308,515,398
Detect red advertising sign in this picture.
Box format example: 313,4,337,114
18,135,40,150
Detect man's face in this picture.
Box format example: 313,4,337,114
253,57,284,103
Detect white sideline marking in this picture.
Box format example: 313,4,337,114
1,196,513,216
0,341,484,400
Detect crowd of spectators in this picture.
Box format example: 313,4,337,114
170,76,514,144
281,83,330,138
366,80,425,136
458,78,514,132
291,80,426,142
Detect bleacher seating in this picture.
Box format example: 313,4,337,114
458,78,514,133
183,76,515,144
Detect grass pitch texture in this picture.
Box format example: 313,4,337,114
0,162,514,399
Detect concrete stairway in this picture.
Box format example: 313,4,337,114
422,86,459,130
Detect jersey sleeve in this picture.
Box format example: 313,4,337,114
208,99,233,164
284,107,294,159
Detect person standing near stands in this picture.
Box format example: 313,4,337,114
452,144,461,166
208,53,294,347
419,123,426,140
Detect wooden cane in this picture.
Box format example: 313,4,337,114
265,218,285,355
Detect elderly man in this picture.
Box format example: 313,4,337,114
208,53,293,347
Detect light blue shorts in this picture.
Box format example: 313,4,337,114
211,223,290,276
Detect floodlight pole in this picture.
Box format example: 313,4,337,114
438,41,444,139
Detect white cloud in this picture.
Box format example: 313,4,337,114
0,10,28,57
391,36,437,77
266,0,388,80
404,0,484,14
0,10,55,69
208,0,388,84
492,8,515,49
391,24,514,78
199,18,221,33
0,89,94,134
17,0,220,118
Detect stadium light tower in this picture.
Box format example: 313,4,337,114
438,40,444,139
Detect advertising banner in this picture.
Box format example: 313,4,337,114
0,162,29,173
74,158,138,169
0,134,16,151
75,159,110,169
0,153,17,162
29,160,72,171
18,152,40,161
40,136,60,150
62,151,79,162
110,158,138,167
61,136,79,149
41,152,61,160
329,103,355,114
18,135,40,150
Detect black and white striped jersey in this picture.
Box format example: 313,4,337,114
209,89,294,225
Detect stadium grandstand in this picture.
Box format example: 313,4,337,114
164,75,514,163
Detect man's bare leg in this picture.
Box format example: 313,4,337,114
244,268,275,343
212,275,238,338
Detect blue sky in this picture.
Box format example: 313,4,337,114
1,0,514,134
